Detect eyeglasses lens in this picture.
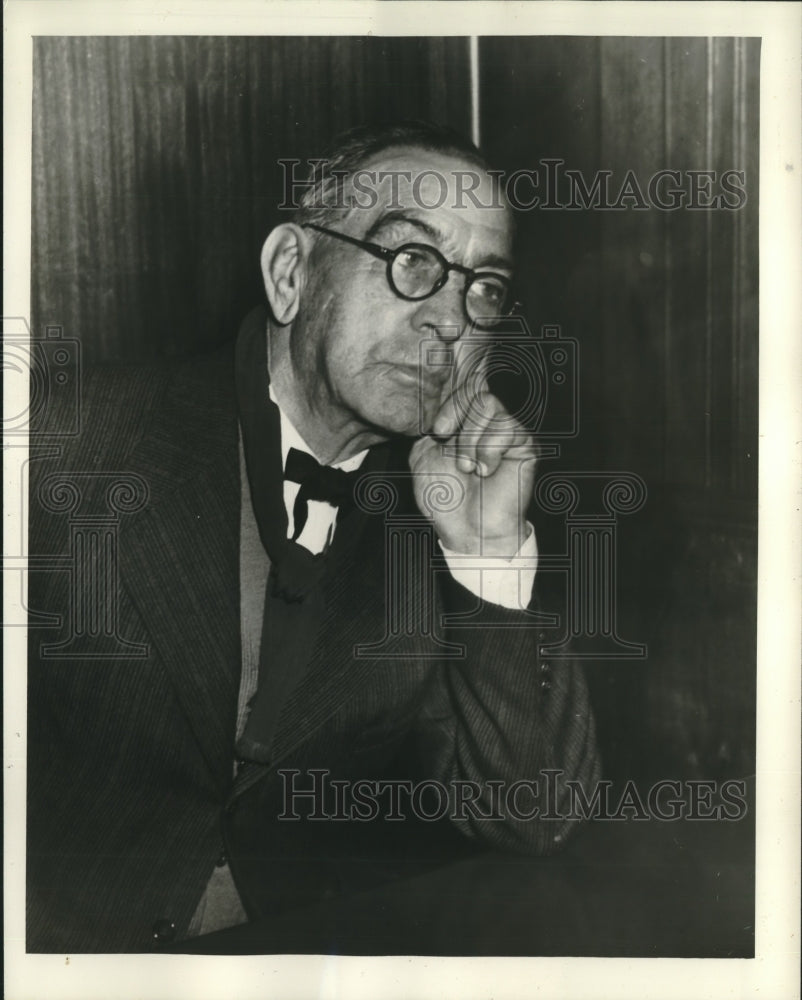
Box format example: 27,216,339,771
391,247,444,298
389,243,512,329
466,277,509,325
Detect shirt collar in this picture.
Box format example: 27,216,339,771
268,385,368,474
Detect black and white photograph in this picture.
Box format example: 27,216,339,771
4,3,800,999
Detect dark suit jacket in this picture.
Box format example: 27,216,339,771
26,333,601,952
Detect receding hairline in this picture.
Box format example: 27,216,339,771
292,126,513,235
348,145,512,220
353,141,489,173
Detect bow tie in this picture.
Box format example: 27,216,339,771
284,447,361,541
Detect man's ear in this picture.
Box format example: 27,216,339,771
260,224,309,325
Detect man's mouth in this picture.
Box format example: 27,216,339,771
390,364,449,396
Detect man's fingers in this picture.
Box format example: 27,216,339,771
441,386,495,473
474,413,536,477
475,422,521,476
453,392,493,474
431,340,489,440
431,387,461,440
451,392,533,478
452,336,491,392
428,363,535,479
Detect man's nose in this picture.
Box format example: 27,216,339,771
412,272,468,342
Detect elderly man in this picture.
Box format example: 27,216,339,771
27,121,601,952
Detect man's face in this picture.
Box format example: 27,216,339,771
292,148,514,437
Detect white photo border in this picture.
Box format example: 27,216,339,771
4,3,800,999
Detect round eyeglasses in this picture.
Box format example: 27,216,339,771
302,223,518,330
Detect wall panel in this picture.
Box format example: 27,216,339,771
480,35,759,781
32,36,472,362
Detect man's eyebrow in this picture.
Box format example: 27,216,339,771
365,210,444,245
476,252,515,272
365,210,514,272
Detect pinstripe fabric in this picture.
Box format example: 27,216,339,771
26,337,601,952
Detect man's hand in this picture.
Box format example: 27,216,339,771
409,350,537,559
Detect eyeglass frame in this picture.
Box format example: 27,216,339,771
301,222,521,330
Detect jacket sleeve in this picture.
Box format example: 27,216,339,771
413,568,602,855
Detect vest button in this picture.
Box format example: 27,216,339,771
152,918,176,945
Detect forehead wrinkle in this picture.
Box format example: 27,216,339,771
364,209,445,245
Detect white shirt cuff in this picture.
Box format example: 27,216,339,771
439,524,538,610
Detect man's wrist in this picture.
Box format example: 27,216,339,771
437,522,529,560
439,524,538,609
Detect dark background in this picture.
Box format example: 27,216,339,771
31,35,759,786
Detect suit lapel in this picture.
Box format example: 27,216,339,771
116,333,433,779
120,347,241,786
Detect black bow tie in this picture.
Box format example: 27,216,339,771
284,447,361,541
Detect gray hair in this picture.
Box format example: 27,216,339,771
293,120,492,230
